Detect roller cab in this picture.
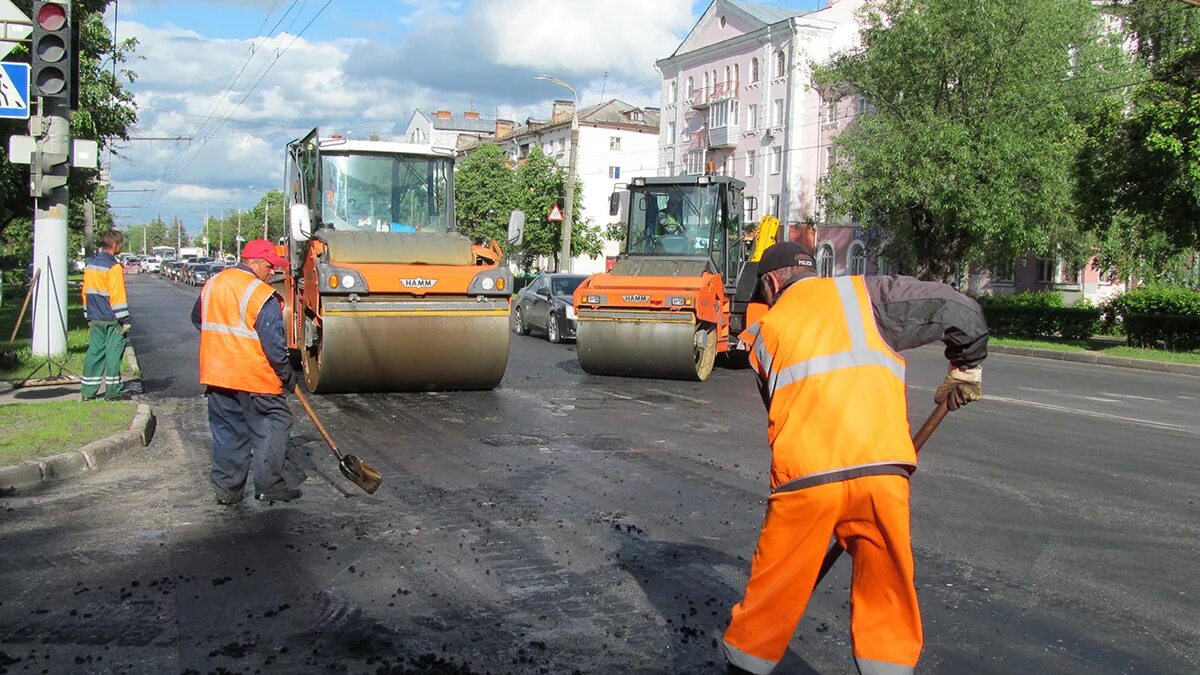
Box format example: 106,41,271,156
573,176,757,381
283,129,514,393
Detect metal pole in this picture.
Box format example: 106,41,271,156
563,110,578,273
83,200,95,257
262,193,269,240
31,99,71,357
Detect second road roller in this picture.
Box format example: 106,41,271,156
283,128,523,393
572,175,775,381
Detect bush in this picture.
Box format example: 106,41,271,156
975,290,1065,308
1107,286,1200,351
981,305,1100,342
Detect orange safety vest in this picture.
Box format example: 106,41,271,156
198,267,283,395
740,276,914,492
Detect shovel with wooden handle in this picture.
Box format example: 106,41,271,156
294,386,383,495
812,399,950,588
1,269,41,369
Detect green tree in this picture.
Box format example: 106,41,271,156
513,145,603,269
814,0,1128,280
1078,1,1199,279
454,143,518,246
248,190,287,244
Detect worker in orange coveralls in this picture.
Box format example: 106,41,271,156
723,242,989,675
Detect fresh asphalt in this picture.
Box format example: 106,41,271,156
0,273,1196,674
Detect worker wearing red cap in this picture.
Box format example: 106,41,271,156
191,239,305,504
723,242,989,675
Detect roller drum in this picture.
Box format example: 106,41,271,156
576,312,715,381
305,310,510,392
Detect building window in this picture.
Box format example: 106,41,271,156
733,63,740,87
770,146,782,174
608,166,621,179
720,15,726,28
817,243,835,277
991,259,1015,283
769,194,780,218
827,99,839,123
667,121,676,143
1036,257,1055,283
848,242,867,276
730,100,739,126
685,150,704,175
666,160,675,175
725,65,732,85
772,98,784,127
774,49,786,78
751,57,760,83
747,104,759,130
746,149,756,177
703,71,709,93
629,110,643,122
610,136,621,151
669,81,677,105
687,76,694,98
825,146,836,174
1062,263,1081,285
857,95,869,114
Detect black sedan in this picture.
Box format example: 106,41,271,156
512,273,587,343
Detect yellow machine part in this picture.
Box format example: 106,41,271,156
750,215,780,262
303,299,511,393
575,310,717,381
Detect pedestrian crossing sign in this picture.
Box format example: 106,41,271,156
0,61,30,120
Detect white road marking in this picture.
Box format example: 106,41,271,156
986,394,1194,434
1101,392,1167,403
602,390,655,406
645,387,709,405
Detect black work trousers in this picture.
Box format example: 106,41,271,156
207,386,305,499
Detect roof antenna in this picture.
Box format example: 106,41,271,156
599,70,608,103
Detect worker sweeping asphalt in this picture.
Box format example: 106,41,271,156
192,239,307,504
722,242,989,675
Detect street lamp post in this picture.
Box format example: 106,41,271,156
536,74,579,273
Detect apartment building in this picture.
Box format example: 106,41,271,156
405,110,498,151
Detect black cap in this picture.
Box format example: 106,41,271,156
756,241,815,275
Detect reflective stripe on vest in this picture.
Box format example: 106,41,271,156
745,275,914,492
198,268,282,394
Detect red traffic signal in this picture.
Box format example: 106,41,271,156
36,3,67,31
31,1,72,101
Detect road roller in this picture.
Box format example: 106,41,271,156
573,175,771,381
282,129,519,393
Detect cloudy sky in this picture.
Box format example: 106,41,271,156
107,0,823,234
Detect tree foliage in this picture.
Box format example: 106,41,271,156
814,0,1128,280
1078,1,1200,280
454,143,604,270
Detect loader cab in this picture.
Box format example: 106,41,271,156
620,176,745,282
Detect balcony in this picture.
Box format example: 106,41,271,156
689,80,739,109
707,125,737,148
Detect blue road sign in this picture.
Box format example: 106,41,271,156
0,61,30,120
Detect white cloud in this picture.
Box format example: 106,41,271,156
476,0,692,77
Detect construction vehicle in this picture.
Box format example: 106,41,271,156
283,129,521,393
573,175,776,381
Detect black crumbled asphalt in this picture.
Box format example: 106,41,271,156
0,274,1197,673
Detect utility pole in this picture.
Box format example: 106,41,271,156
535,74,579,272
262,192,270,240
83,199,95,257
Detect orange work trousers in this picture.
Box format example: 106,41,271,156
723,475,922,675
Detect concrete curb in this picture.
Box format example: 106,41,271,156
0,403,156,496
990,345,1200,378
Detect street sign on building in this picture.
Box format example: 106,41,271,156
0,61,30,119
548,204,563,222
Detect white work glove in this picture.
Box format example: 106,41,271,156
934,366,982,411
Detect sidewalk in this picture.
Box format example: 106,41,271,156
0,343,155,495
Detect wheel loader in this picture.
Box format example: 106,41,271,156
283,129,522,393
572,175,775,381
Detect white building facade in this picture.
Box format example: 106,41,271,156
492,100,661,274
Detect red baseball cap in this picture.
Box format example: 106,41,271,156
241,239,289,268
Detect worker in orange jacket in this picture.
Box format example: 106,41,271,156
81,230,133,401
192,239,304,504
723,242,988,675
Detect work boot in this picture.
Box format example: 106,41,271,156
215,492,243,505
255,488,302,503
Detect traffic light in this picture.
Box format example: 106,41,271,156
31,1,72,102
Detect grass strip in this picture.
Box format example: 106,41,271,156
0,400,135,465
0,284,136,381
991,337,1200,365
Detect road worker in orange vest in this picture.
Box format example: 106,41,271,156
723,242,988,675
191,239,305,504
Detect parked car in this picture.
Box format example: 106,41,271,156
512,273,587,343
161,260,183,279
142,257,164,273
183,259,213,285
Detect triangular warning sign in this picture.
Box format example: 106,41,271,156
548,204,563,222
